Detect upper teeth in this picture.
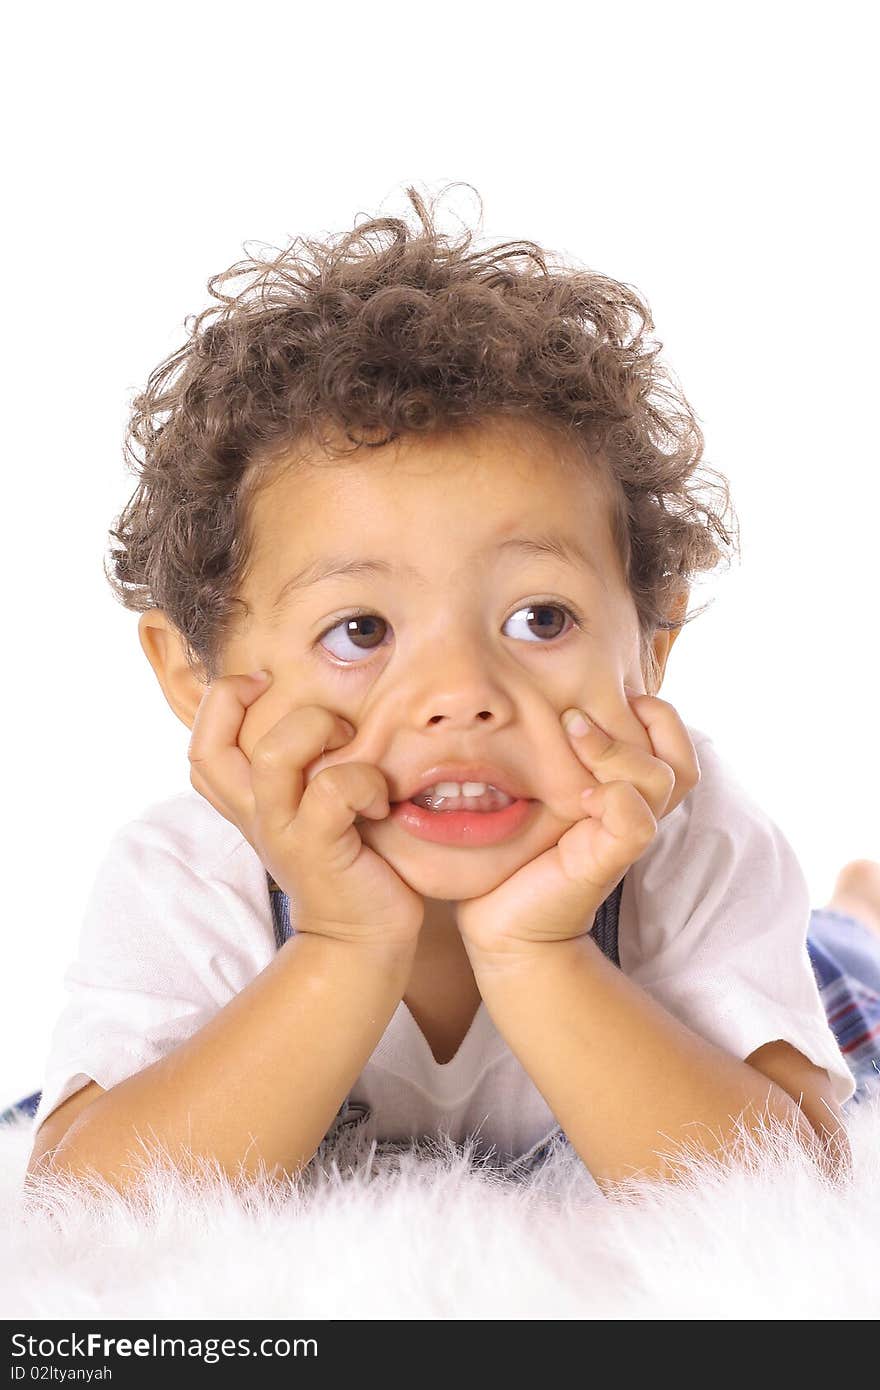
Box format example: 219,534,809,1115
422,781,498,798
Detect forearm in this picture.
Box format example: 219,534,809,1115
39,931,416,1195
467,935,812,1192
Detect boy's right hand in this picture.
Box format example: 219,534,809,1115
187,672,424,950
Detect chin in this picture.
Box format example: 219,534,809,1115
359,822,541,902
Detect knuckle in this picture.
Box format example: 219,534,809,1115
188,760,214,795
594,738,618,763
616,780,641,806
646,694,670,712
250,740,281,774
366,763,387,792
636,803,658,843
654,764,676,797
309,764,347,801
616,782,656,842
300,703,342,736
279,817,305,857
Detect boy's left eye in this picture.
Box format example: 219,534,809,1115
316,601,581,664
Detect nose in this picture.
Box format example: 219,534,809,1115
425,703,493,727
406,644,515,730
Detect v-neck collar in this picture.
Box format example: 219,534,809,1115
371,997,509,1105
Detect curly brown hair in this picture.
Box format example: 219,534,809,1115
106,182,739,692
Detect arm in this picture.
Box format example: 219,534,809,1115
469,935,846,1193
456,693,850,1188
741,1037,851,1178
28,673,427,1198
27,931,415,1196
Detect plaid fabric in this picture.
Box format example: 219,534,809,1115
806,908,880,1104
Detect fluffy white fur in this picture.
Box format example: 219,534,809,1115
3,1093,879,1319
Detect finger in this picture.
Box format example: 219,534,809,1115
561,706,677,818
622,693,701,815
249,705,358,835
558,781,658,887
188,671,277,826
292,763,391,866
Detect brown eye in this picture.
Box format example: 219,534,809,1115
318,599,581,667
503,602,578,643
319,613,389,662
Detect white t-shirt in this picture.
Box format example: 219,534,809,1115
32,723,857,1162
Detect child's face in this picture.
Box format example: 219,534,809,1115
226,416,657,902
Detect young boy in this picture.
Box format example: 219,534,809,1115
22,186,869,1198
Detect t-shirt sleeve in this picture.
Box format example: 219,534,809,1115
33,809,274,1132
618,738,857,1109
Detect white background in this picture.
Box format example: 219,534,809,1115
2,1,877,1108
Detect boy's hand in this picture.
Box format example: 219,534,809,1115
456,692,701,960
187,671,424,950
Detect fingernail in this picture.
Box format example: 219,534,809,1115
562,707,590,738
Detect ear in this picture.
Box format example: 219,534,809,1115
650,584,689,687
138,610,208,731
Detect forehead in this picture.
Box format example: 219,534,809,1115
250,417,617,561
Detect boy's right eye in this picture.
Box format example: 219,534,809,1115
318,612,389,663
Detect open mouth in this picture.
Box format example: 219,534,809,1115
388,788,538,847
407,782,515,813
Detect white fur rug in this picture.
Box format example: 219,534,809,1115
3,1094,880,1320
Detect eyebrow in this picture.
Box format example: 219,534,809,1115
268,528,607,613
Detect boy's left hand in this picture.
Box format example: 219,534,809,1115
456,692,701,960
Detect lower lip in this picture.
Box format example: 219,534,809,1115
388,797,538,846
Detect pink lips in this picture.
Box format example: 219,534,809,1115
388,796,538,846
